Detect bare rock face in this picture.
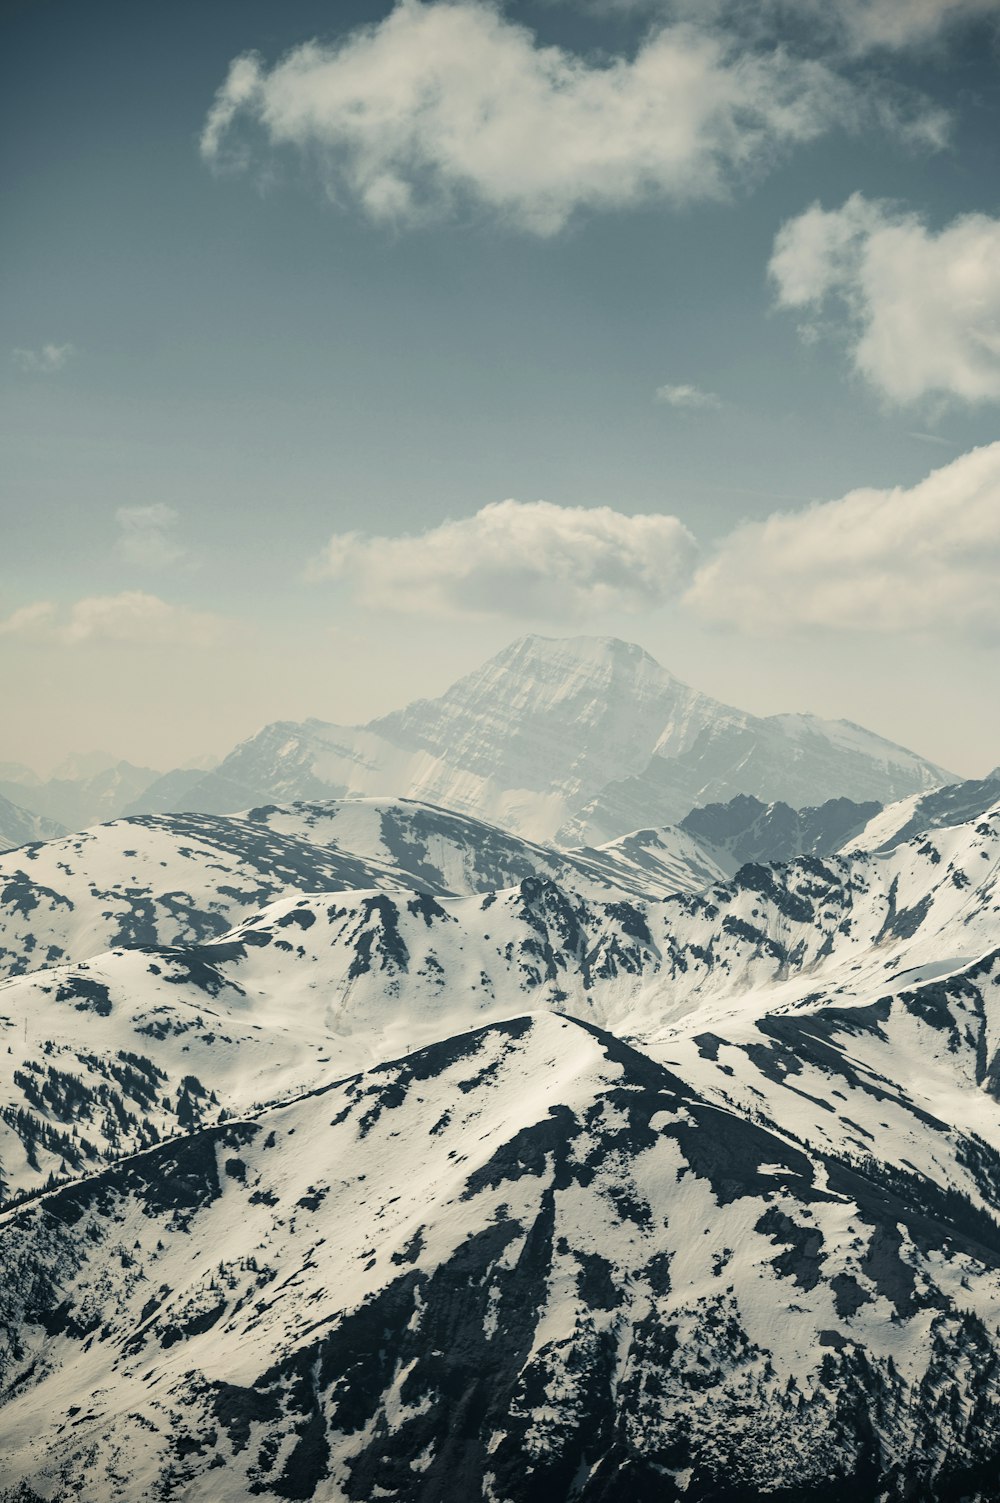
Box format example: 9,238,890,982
678,792,882,868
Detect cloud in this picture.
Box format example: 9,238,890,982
0,602,57,638
12,343,75,374
655,382,723,409
908,431,957,447
662,0,999,54
770,195,1000,404
201,1,864,235
820,0,1000,51
685,442,1000,638
62,593,226,646
0,593,228,648
115,504,187,569
311,499,697,619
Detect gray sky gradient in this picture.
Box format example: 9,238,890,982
2,0,1000,778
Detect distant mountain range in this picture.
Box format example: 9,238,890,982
678,790,882,866
0,751,220,840
0,758,161,834
0,792,66,852
125,635,955,843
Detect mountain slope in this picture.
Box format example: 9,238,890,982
135,637,723,838
845,769,1000,854
131,636,954,844
1,787,1000,1498
240,796,728,903
0,799,727,985
0,793,66,854
1,799,996,1205
565,715,950,846
0,810,404,983
3,1012,1000,1501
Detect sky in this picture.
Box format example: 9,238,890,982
2,0,1000,778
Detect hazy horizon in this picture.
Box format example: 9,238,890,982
1,626,993,784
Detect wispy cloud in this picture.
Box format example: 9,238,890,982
800,0,1000,53
655,383,723,410
115,505,188,570
12,343,75,374
311,499,697,620
685,441,1000,639
0,593,229,648
908,431,957,447
0,602,57,638
200,1,877,236
662,0,999,55
770,194,1000,405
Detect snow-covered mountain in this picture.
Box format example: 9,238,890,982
1,797,996,1205
3,999,1000,1500
0,798,729,983
241,797,727,904
680,769,1000,873
0,808,404,983
844,768,1000,854
564,712,952,846
130,636,954,844
2,778,1000,1495
0,793,66,853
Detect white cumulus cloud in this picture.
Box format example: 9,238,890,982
685,441,1000,638
0,594,228,648
770,194,1000,404
12,343,75,374
655,383,723,409
201,0,860,235
115,504,187,569
311,499,697,620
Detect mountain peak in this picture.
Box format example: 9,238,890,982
501,631,669,667
364,632,709,831
50,749,120,782
485,632,680,687
423,633,692,719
